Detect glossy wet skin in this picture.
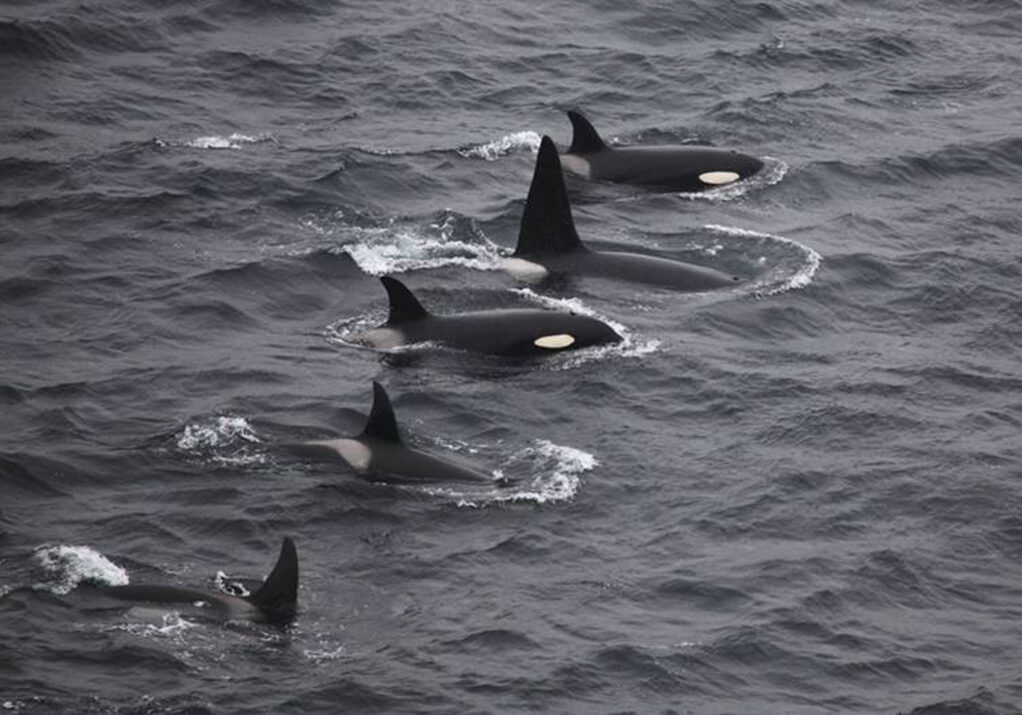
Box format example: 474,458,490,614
360,308,622,356
561,109,764,192
564,145,765,192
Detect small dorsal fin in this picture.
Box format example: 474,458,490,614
248,537,299,624
513,136,586,257
567,110,607,154
380,276,430,324
361,381,401,443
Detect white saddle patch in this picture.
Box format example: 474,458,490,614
312,438,372,471
559,154,592,179
699,170,741,186
359,327,406,350
500,257,549,282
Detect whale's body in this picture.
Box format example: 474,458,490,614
356,276,622,355
504,135,741,291
561,110,764,192
287,382,495,485
99,538,299,625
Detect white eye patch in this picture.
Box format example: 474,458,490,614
534,334,575,349
699,171,741,185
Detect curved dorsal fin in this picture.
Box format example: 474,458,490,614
361,381,401,443
248,537,299,624
380,276,430,324
513,136,586,257
567,110,607,154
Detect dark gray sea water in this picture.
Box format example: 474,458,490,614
2,1,1022,713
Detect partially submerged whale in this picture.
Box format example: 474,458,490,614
99,537,298,625
354,276,622,356
560,109,764,192
501,136,742,291
287,382,496,484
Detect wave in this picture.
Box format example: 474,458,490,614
704,224,821,296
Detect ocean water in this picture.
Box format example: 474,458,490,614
2,1,1021,713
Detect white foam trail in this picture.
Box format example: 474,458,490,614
107,612,196,638
34,545,129,595
493,440,597,504
342,228,502,276
704,224,822,296
458,131,541,160
422,439,597,507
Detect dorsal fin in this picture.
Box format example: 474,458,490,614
247,537,298,624
513,136,586,257
567,110,607,154
380,276,430,324
361,381,401,443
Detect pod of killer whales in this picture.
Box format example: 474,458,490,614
71,109,774,625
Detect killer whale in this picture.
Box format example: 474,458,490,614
355,276,622,356
287,382,496,485
98,537,298,625
501,136,741,291
561,110,764,192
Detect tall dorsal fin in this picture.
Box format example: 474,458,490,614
247,537,299,624
513,136,586,257
380,276,430,325
361,381,401,443
567,110,607,154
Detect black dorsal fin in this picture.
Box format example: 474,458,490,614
361,381,401,442
513,136,586,257
380,276,430,324
248,537,299,624
567,110,607,154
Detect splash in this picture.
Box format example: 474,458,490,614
154,132,274,150
303,210,504,277
176,416,265,466
704,224,822,296
458,131,541,160
214,570,249,598
185,132,274,150
34,545,129,595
